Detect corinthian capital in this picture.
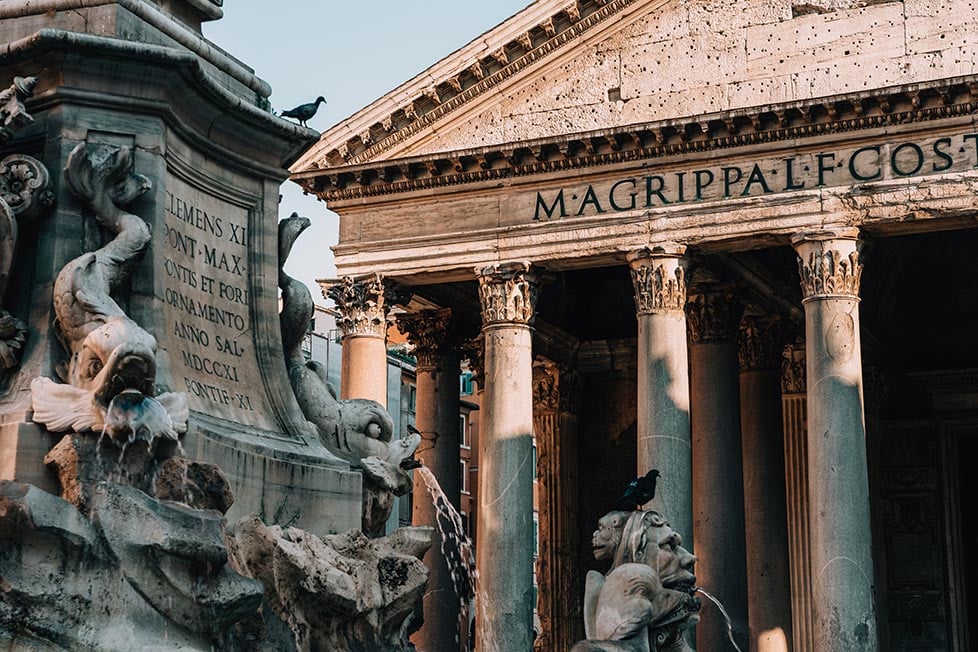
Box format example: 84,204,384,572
792,230,862,302
686,284,742,343
626,243,687,315
476,262,542,326
320,273,402,338
739,315,787,371
397,308,459,372
781,342,807,394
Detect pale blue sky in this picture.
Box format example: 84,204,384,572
204,2,531,303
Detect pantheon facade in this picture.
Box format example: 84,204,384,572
293,0,977,650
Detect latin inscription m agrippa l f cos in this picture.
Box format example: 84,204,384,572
533,133,978,221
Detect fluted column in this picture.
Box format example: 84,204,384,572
399,308,462,652
532,360,581,652
739,316,792,652
322,273,398,406
781,342,814,652
475,262,542,652
792,230,878,652
626,244,692,544
688,284,748,651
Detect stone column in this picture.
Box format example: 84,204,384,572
322,273,393,406
532,360,581,652
398,308,462,652
626,244,692,543
781,342,815,652
792,230,878,651
687,284,748,651
474,262,541,652
739,316,792,652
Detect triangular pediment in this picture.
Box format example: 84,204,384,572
293,0,978,173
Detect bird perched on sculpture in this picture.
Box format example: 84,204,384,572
280,96,326,127
612,469,660,512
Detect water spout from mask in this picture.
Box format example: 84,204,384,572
695,587,743,652
415,464,494,651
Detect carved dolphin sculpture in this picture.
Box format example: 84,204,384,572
277,214,419,483
31,143,187,440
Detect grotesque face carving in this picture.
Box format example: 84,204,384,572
69,317,159,404
645,524,697,592
592,511,630,561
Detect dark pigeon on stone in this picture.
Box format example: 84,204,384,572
612,468,660,512
280,96,326,127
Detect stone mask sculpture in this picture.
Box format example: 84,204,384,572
31,143,187,442
575,509,701,652
278,214,419,535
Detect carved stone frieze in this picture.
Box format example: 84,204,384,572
476,261,541,326
0,76,36,145
397,308,458,372
627,245,687,315
686,285,742,343
739,315,787,371
781,342,807,394
321,273,392,337
792,231,863,301
0,75,51,373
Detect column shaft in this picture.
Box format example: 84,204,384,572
532,362,581,652
688,286,748,651
627,245,692,543
739,317,792,652
793,231,877,652
475,263,540,652
399,309,462,652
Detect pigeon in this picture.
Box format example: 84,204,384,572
280,96,326,127
611,469,660,512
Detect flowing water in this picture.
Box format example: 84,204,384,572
415,465,497,651
695,587,743,652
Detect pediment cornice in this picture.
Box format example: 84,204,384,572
292,0,643,173
292,75,978,202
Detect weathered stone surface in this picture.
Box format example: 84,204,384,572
0,480,262,651
226,514,434,652
153,456,235,513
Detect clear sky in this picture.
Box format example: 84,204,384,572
204,1,531,304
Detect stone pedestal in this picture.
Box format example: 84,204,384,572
532,360,581,652
739,316,792,652
398,308,463,652
324,273,392,407
687,285,748,651
792,230,878,652
474,262,541,652
626,244,692,544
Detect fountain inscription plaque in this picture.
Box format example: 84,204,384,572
159,170,276,430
